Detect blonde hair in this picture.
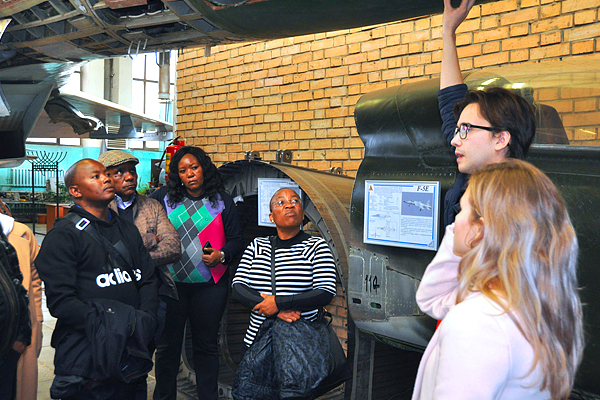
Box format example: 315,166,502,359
457,159,583,400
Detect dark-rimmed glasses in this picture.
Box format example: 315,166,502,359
454,123,499,140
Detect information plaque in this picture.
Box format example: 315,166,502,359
364,180,440,251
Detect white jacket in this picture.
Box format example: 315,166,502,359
412,224,550,400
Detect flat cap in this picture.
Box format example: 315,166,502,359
98,150,139,168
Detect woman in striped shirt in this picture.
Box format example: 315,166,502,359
232,188,337,346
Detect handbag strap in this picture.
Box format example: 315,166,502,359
269,235,276,295
65,212,133,273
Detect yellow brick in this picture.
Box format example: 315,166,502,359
473,27,510,43
531,15,573,33
326,66,350,78
309,59,331,70
574,9,598,26
540,3,561,19
407,53,432,66
520,0,539,7
572,40,595,54
324,46,348,58
431,14,443,28
346,31,372,44
456,17,480,33
415,18,430,31
474,51,510,68
544,100,573,113
311,38,334,51
424,39,443,52
361,37,387,52
425,62,441,76
408,42,424,54
563,111,600,127
344,74,368,86
381,45,408,59
481,15,499,30
565,23,600,41
385,21,414,36
347,43,361,54
529,43,570,60
562,0,600,13
541,32,562,46
325,150,349,160
457,44,482,58
483,41,500,54
343,53,368,65
574,98,597,112
401,30,431,44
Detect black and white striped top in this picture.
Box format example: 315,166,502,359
232,234,337,346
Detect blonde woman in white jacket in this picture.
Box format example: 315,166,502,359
412,160,583,400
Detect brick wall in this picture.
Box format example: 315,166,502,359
176,0,600,173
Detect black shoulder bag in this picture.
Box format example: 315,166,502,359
65,213,134,273
269,236,351,400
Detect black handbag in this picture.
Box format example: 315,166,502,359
270,236,351,399
233,318,279,400
312,309,352,399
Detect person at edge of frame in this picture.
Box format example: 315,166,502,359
0,211,42,400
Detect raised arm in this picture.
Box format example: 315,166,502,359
440,0,476,89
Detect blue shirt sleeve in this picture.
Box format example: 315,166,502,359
438,83,468,146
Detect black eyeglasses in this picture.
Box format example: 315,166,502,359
454,123,499,140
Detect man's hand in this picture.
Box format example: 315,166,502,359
442,0,476,37
440,0,476,89
277,310,301,323
253,293,279,317
202,247,221,268
13,341,27,354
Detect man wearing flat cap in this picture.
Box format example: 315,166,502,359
98,150,181,314
98,150,180,268
98,150,180,399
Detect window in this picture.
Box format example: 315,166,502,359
59,138,81,146
61,68,81,92
26,138,57,144
131,51,176,122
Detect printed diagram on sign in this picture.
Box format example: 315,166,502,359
368,213,396,239
364,181,440,251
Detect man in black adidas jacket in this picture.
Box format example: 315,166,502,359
36,159,159,400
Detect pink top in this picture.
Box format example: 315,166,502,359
412,225,550,400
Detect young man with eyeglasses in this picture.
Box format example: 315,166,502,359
439,0,535,226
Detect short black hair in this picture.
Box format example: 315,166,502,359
64,159,99,203
64,159,93,189
454,87,536,160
